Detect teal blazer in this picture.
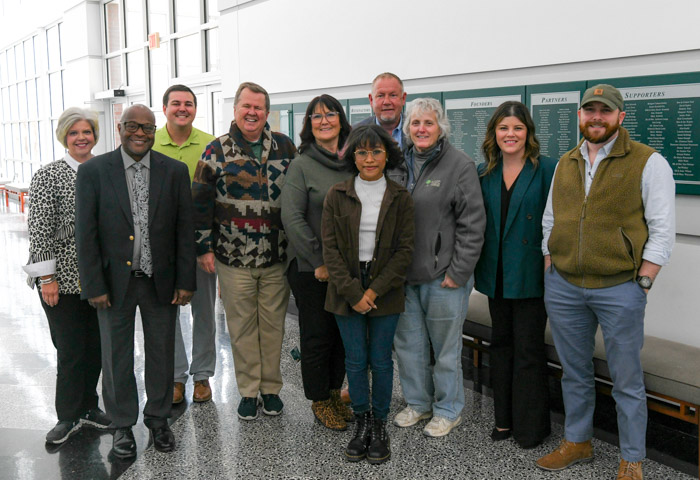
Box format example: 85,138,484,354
474,156,556,299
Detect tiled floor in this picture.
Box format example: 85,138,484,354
0,203,695,479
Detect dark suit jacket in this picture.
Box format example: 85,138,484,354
474,156,556,299
75,148,197,308
354,115,408,151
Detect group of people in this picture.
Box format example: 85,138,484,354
25,71,675,480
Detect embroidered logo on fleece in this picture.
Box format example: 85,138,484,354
425,179,441,187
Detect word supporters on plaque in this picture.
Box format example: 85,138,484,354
618,83,700,191
445,94,521,164
530,91,580,159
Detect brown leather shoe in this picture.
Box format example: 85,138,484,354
536,439,593,471
193,379,212,403
173,382,185,404
617,459,643,479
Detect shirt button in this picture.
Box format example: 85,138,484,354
526,214,533,220
129,235,134,241
126,261,132,266
522,239,528,245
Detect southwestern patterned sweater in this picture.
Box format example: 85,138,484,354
192,122,297,268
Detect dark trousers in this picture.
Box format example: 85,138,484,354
97,276,176,429
40,292,101,421
488,296,550,445
287,259,345,401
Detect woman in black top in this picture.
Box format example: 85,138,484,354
475,101,556,448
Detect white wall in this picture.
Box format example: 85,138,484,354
218,0,700,347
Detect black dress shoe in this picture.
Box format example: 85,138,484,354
149,425,175,453
490,427,512,441
112,427,137,459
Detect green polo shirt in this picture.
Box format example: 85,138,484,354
153,126,216,183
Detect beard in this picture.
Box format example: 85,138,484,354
579,120,620,144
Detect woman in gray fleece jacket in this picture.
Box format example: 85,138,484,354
280,94,354,431
389,97,486,437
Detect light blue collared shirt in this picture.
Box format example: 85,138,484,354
542,134,676,266
375,114,404,150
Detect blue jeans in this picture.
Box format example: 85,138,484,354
394,276,472,421
545,267,647,462
335,313,399,420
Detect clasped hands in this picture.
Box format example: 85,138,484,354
352,288,378,315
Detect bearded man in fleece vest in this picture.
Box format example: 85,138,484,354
536,84,675,480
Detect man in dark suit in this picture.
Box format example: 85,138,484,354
354,72,408,150
75,104,196,459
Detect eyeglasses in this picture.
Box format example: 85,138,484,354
121,121,157,134
354,149,386,160
309,112,339,123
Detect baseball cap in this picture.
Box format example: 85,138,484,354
581,84,624,111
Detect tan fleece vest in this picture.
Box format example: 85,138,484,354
548,127,655,288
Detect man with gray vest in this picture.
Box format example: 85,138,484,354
536,84,675,480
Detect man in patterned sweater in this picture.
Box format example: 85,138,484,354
192,82,297,420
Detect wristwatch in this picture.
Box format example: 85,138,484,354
636,275,653,289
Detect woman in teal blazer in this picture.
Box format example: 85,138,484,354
475,101,556,449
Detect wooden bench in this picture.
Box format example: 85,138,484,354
4,182,30,212
462,290,700,477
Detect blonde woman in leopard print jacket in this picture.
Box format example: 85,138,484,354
24,107,111,445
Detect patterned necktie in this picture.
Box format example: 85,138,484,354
132,162,152,275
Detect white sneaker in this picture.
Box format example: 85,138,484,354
393,406,432,427
423,415,462,437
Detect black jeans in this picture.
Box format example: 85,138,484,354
488,296,550,445
287,259,346,401
40,292,101,421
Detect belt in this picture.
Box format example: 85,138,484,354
131,269,150,278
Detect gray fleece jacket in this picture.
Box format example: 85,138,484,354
387,138,486,286
281,143,353,272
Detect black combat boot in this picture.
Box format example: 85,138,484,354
367,417,391,464
345,411,371,462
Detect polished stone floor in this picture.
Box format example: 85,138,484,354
0,202,694,479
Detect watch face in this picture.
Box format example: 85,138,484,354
637,276,652,288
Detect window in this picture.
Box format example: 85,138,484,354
175,0,200,32
7,47,15,83
47,26,62,70
205,28,218,72
148,0,170,34
14,43,25,80
127,50,145,87
49,71,64,117
125,0,144,48
26,80,37,118
105,1,122,54
149,42,170,107
175,33,201,77
18,81,27,119
29,121,40,161
24,38,36,76
204,0,219,23
0,51,6,84
108,56,124,88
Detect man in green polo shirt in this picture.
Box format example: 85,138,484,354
153,84,217,405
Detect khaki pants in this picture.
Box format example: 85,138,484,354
216,261,290,397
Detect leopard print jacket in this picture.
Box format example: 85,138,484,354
27,158,81,294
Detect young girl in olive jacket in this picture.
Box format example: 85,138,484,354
322,125,414,465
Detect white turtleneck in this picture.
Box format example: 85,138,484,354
355,175,387,262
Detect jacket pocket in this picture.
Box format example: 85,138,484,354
619,227,637,269
433,231,442,269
